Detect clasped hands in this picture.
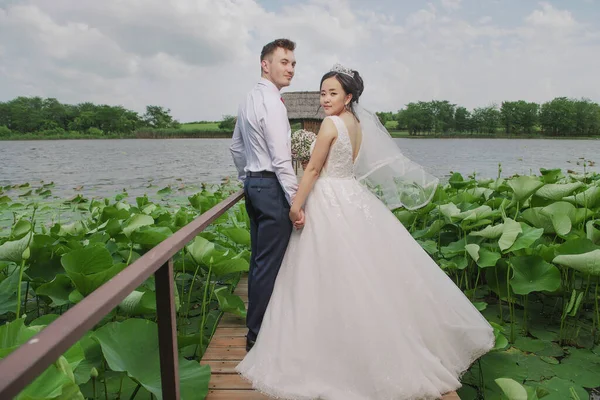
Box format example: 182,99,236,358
289,205,305,230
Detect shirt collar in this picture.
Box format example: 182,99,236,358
258,77,281,94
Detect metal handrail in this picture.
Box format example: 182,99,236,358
0,189,245,399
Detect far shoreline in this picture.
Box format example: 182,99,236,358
2,133,600,141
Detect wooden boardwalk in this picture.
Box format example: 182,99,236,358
202,276,267,399
201,275,460,400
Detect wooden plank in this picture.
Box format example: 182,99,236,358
209,374,253,390
205,384,459,399
219,314,246,328
212,327,247,337
205,390,270,400
201,361,240,374
203,346,247,361
208,336,246,347
443,391,460,399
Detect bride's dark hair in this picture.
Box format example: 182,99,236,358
320,68,364,119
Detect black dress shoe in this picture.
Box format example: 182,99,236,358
246,337,256,352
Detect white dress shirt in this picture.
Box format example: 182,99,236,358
230,78,298,205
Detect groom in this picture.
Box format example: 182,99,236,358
230,38,303,352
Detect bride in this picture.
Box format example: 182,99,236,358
235,64,495,400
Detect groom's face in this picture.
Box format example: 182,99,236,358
263,47,296,90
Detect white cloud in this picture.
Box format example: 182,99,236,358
0,0,599,121
441,0,462,11
406,5,437,27
525,2,575,28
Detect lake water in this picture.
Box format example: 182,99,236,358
1,138,598,200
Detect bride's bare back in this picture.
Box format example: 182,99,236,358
338,112,362,163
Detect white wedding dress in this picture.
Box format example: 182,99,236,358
236,115,495,400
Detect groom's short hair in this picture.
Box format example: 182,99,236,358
260,38,296,61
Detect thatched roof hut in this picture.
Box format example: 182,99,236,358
281,91,325,133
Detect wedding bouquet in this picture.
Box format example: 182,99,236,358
291,129,316,162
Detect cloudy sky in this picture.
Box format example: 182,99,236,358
1,0,599,122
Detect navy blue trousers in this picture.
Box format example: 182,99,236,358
244,175,293,342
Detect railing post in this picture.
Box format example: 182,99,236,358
155,258,180,399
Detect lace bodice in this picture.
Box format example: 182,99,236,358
313,115,355,179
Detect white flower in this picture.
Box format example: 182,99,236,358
291,129,316,162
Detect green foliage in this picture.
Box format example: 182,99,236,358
134,128,232,139
0,181,248,398
3,95,600,140
0,97,180,137
86,127,104,136
392,97,600,137
218,115,236,131
142,105,180,129
501,100,540,134
376,111,394,125
180,122,221,131
540,97,600,137
2,169,600,399
400,169,600,399
454,106,470,132
93,319,211,399
0,125,12,137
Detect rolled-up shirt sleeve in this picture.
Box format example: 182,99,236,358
229,115,246,182
261,99,298,204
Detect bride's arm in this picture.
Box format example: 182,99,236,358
290,117,337,217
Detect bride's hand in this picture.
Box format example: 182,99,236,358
289,207,305,229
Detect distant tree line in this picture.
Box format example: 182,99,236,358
0,96,181,137
376,97,600,137
2,95,599,139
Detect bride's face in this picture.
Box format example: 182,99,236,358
320,77,352,116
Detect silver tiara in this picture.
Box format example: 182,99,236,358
330,63,355,78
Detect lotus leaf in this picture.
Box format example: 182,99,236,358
586,220,600,244
122,214,154,237
527,377,588,400
61,246,127,295
93,319,210,399
494,378,528,400
0,232,32,262
499,218,522,251
214,286,246,317
510,255,561,295
508,176,545,202
564,185,600,208
553,249,600,276
36,274,74,307
535,182,583,201
506,223,544,253
539,202,577,237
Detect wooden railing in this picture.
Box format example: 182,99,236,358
0,189,245,399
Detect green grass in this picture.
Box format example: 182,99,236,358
389,131,411,138
0,133,134,140
180,122,222,131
